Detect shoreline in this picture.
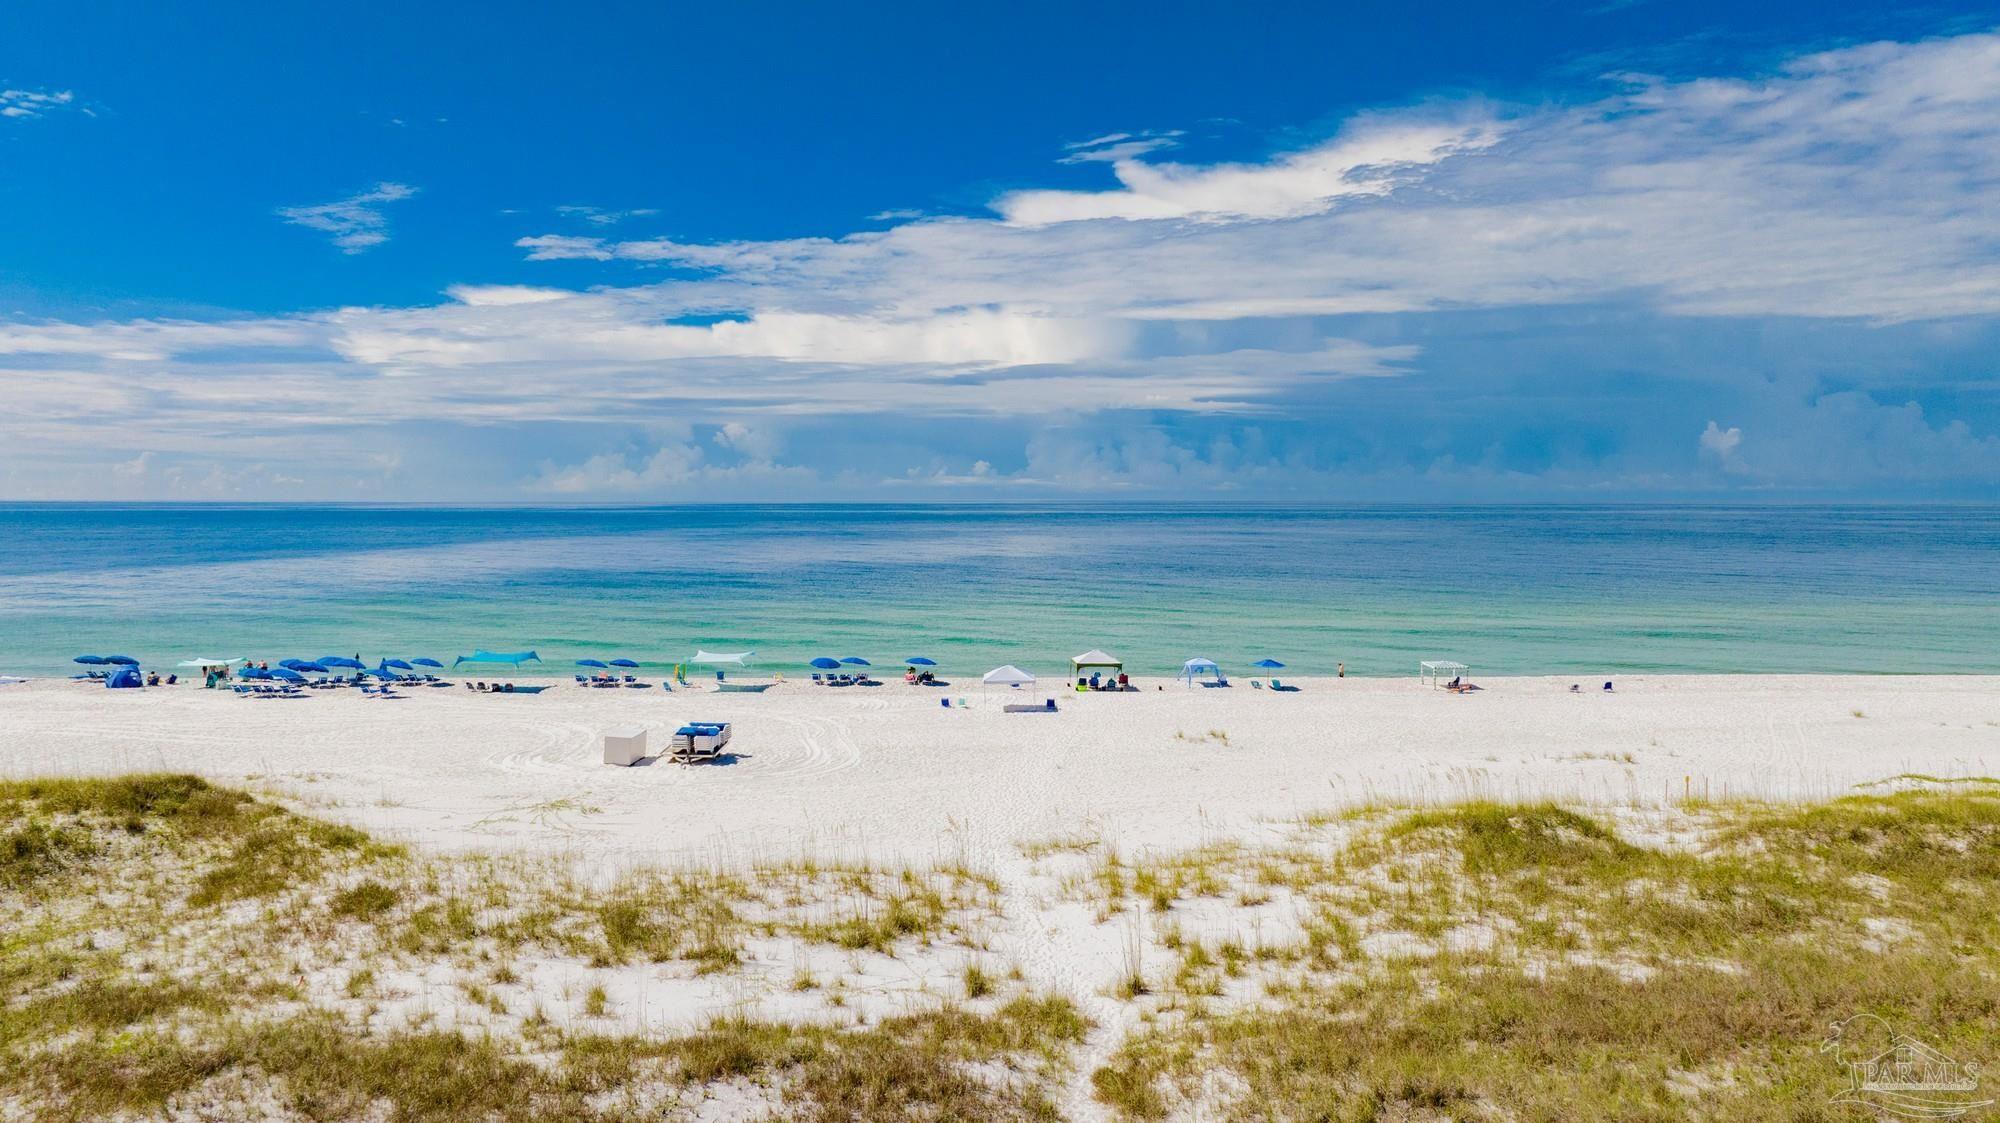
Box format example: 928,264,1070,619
2,673,1994,866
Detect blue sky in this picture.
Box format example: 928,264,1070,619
2,1,1997,500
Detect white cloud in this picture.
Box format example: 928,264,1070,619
1057,130,1184,164
1699,421,1743,462
1,88,77,120
278,182,418,253
556,205,660,226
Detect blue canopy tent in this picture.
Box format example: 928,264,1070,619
411,658,444,669
454,650,541,668
809,657,841,670
319,656,365,670
1251,659,1286,670
1180,658,1226,686
106,666,143,689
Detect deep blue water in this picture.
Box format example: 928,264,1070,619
0,504,1994,678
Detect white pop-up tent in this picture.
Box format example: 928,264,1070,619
1419,660,1469,687
983,665,1036,687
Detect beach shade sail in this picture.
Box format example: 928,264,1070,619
269,668,306,683
104,655,140,666
1070,649,1122,672
576,659,608,669
983,665,1036,686
809,657,842,670
905,657,937,667
73,655,108,665
609,659,640,669
839,657,871,666
106,666,143,689
177,657,242,669
454,650,541,668
411,658,444,669
1180,658,1222,684
690,650,754,665
380,659,414,671
319,656,366,670
1251,659,1286,670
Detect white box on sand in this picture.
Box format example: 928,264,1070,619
602,726,649,766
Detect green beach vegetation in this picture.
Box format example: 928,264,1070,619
5,774,1999,1120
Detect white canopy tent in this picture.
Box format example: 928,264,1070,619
1419,660,1469,687
689,650,755,665
982,665,1036,687
1070,649,1122,673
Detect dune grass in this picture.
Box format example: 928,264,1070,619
1088,787,2000,1120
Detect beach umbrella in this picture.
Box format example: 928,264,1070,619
1251,659,1286,669
269,667,305,683
239,667,272,680
73,655,108,665
319,656,365,670
363,667,399,680
809,657,842,670
411,658,443,669
104,655,139,666
279,659,314,670
839,657,871,666
381,659,413,671
291,662,329,675
609,659,639,669
906,657,937,666
576,659,608,669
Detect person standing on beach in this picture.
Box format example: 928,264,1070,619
1338,663,1345,678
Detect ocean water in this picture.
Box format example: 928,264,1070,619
0,504,1995,679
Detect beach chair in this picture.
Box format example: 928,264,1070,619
811,673,823,685
1251,680,1263,689
1271,678,1284,690
940,697,950,708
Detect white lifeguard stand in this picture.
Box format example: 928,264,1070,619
1419,660,1469,689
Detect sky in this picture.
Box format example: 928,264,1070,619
1,1,1997,501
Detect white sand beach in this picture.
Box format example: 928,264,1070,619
3,674,1994,865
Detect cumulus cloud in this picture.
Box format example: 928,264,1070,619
7,30,2000,498
278,182,418,253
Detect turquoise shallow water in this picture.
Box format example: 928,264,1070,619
0,504,1995,679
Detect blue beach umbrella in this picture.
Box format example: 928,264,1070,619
363,667,399,680
839,657,870,666
73,655,108,665
291,662,329,674
576,659,608,669
609,659,639,669
1251,659,1286,669
906,657,937,666
239,667,272,680
319,656,365,670
104,655,139,666
269,667,305,683
279,659,314,670
411,658,444,669
809,657,842,670
381,659,413,671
